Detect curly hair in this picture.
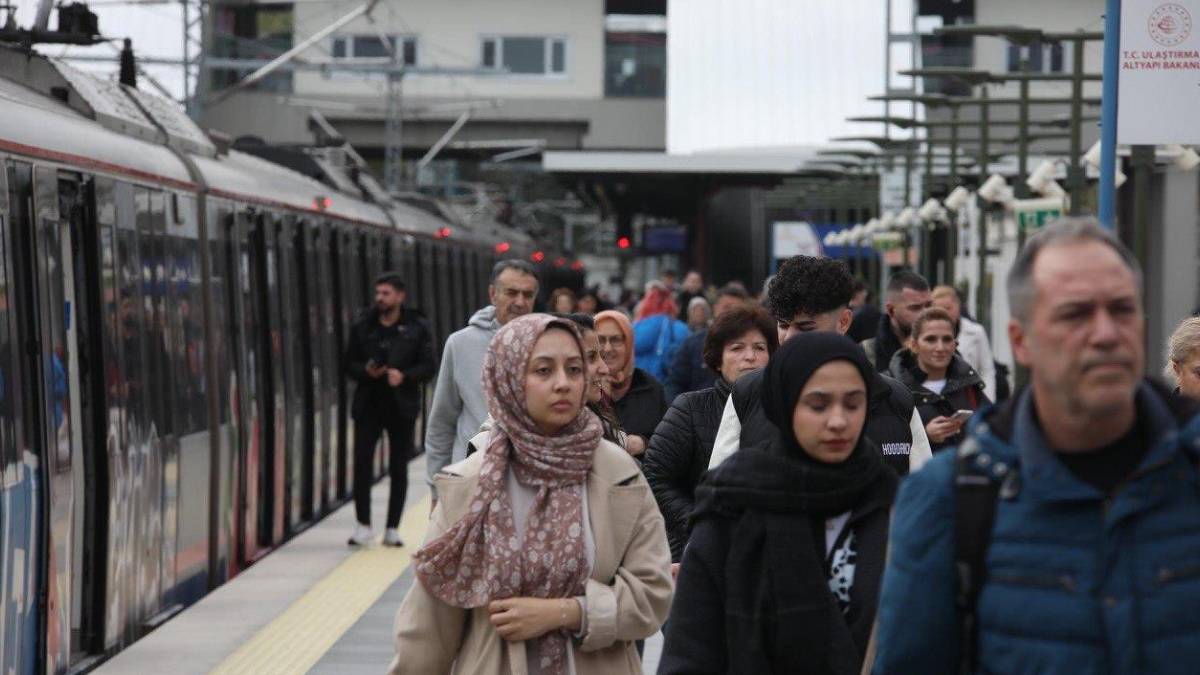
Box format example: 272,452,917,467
703,305,779,373
765,255,854,322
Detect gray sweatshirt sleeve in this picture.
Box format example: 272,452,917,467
424,339,461,490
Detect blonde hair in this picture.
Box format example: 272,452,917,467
931,285,960,304
1165,317,1200,383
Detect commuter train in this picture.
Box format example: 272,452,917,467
0,46,582,674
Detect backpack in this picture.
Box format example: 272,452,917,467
953,446,1002,675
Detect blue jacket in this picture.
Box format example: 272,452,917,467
664,329,713,403
633,315,690,384
874,382,1200,675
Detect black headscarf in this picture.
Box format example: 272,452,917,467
762,331,875,457
689,331,892,675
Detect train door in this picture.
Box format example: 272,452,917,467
0,161,44,675
204,201,237,584
313,226,337,511
248,216,285,547
6,165,106,673
275,218,309,530
333,229,357,500
303,225,326,516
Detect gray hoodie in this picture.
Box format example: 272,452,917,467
424,305,500,492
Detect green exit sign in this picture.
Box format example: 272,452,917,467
1013,197,1066,232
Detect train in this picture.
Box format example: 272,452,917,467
0,45,583,674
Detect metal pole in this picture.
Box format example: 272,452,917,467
182,0,191,113
384,69,404,191
1067,34,1087,215
949,102,960,184
1016,55,1031,199
1099,0,1122,228
976,86,990,321
1130,144,1154,279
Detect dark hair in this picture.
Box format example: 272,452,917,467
886,270,930,296
550,312,595,330
850,277,866,294
766,255,854,322
716,283,750,301
490,259,539,285
549,287,577,310
911,307,956,341
374,272,406,292
703,305,779,373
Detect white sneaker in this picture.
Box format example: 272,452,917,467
382,528,404,547
348,524,374,547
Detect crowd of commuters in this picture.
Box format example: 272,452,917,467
343,217,1200,675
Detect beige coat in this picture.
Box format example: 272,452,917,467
389,432,674,675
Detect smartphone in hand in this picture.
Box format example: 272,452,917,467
950,410,974,424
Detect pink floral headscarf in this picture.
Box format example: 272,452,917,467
413,314,602,673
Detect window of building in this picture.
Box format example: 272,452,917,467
1006,41,1066,74
480,36,568,75
330,34,418,65
211,3,294,92
605,31,665,97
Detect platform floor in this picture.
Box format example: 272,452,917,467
94,456,663,675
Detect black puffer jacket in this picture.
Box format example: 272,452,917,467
644,377,732,562
613,367,669,445
888,349,990,452
345,306,436,420
731,366,918,477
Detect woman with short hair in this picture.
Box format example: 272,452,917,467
1166,316,1200,400
390,315,672,675
888,307,990,452
644,305,778,563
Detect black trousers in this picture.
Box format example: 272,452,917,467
353,413,416,528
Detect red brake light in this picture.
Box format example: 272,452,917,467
616,236,631,249
531,251,545,263
436,227,452,238
570,260,584,271
495,242,511,253
554,257,566,267
314,196,332,210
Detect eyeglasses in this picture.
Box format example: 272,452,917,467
596,335,626,348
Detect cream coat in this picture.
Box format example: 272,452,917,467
389,432,673,675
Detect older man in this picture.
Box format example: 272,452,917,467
872,219,1200,675
424,259,538,501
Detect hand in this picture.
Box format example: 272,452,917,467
387,368,404,387
487,597,579,642
625,435,647,457
925,416,965,444
366,363,387,379
671,562,681,580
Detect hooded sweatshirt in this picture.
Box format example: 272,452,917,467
424,305,501,492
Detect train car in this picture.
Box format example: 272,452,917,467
0,46,579,674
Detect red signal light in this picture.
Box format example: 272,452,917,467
616,236,631,249
554,257,566,267
531,251,545,262
495,241,511,253
436,227,452,238
570,260,584,271
314,196,332,210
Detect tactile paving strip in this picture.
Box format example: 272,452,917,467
209,496,431,675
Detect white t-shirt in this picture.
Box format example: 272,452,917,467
924,378,947,395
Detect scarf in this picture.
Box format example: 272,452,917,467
594,310,635,389
414,314,603,674
691,332,886,674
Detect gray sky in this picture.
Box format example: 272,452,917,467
13,0,191,101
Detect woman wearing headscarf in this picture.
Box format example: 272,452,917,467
594,310,667,460
390,314,672,675
658,332,899,675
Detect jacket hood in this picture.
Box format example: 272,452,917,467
468,305,500,331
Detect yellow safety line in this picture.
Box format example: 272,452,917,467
209,495,432,675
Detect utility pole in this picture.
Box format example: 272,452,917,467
384,65,405,191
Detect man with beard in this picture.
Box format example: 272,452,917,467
861,271,932,372
345,273,435,546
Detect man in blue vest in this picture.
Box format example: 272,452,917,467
873,218,1200,674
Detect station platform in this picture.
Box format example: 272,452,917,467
94,456,663,675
